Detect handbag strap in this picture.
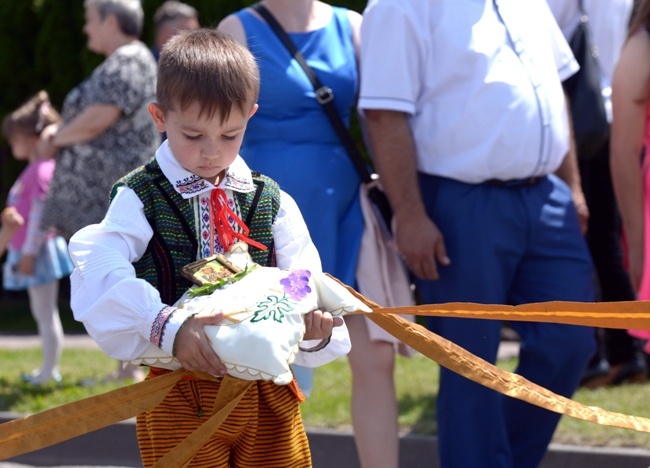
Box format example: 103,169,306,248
251,3,374,185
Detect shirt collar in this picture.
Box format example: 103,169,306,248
156,140,256,199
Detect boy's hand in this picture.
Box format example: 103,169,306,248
303,309,344,341
174,311,227,376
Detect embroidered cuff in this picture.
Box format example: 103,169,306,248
149,306,176,349
158,308,199,357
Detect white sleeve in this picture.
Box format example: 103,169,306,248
539,0,579,82
69,186,194,360
358,0,423,115
273,190,351,366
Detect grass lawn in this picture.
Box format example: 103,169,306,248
1,344,650,449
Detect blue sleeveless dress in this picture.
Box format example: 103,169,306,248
237,7,363,287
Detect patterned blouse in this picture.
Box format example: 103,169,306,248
41,41,160,238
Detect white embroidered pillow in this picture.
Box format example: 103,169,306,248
131,263,371,385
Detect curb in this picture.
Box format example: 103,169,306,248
2,413,650,467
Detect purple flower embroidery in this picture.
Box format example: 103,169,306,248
280,270,312,301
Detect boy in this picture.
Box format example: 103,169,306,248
68,28,350,467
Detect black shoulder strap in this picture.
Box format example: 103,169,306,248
251,3,371,184
251,3,393,230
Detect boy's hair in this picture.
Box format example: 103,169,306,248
157,28,260,123
2,90,62,140
83,0,144,38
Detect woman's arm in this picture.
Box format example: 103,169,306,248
51,103,122,147
347,9,362,62
610,29,650,290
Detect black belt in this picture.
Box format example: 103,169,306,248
485,177,543,188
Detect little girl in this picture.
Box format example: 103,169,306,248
1,91,74,386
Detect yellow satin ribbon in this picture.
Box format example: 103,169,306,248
2,285,650,462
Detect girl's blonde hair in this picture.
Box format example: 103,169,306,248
2,90,62,140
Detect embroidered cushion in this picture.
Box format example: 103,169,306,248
131,245,370,385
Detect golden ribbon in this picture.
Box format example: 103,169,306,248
2,287,650,462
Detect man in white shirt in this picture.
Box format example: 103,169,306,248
359,1,596,466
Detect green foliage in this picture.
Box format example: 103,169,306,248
187,265,256,297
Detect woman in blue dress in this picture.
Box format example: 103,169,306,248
219,3,400,467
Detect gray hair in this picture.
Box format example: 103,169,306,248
153,1,198,31
84,0,144,38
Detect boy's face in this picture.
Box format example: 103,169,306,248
149,101,258,185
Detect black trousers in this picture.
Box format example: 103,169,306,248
579,139,643,365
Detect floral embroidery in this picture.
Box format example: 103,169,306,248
280,270,312,301
224,171,255,192
175,175,210,195
199,194,212,258
150,306,176,348
251,295,293,323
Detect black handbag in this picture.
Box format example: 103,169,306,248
251,3,394,234
563,0,610,162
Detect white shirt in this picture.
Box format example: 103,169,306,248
358,0,577,184
69,141,350,367
545,0,634,122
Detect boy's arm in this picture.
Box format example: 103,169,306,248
69,187,200,361
273,191,352,367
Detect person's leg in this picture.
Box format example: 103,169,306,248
579,152,646,384
137,377,233,467
417,174,526,467
27,280,63,382
116,361,146,382
233,381,311,467
346,314,399,468
289,364,314,398
505,175,596,467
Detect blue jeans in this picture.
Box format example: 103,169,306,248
416,174,596,468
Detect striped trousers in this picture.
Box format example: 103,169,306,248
137,370,311,467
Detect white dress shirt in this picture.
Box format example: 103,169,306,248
359,0,578,184
69,141,350,367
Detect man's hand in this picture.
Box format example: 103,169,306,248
571,188,590,235
394,211,450,280
173,311,227,376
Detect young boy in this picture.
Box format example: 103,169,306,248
68,28,350,467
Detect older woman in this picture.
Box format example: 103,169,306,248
40,0,159,382
40,0,159,239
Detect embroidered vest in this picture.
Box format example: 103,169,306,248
111,158,280,305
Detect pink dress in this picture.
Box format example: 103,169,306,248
629,106,650,350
